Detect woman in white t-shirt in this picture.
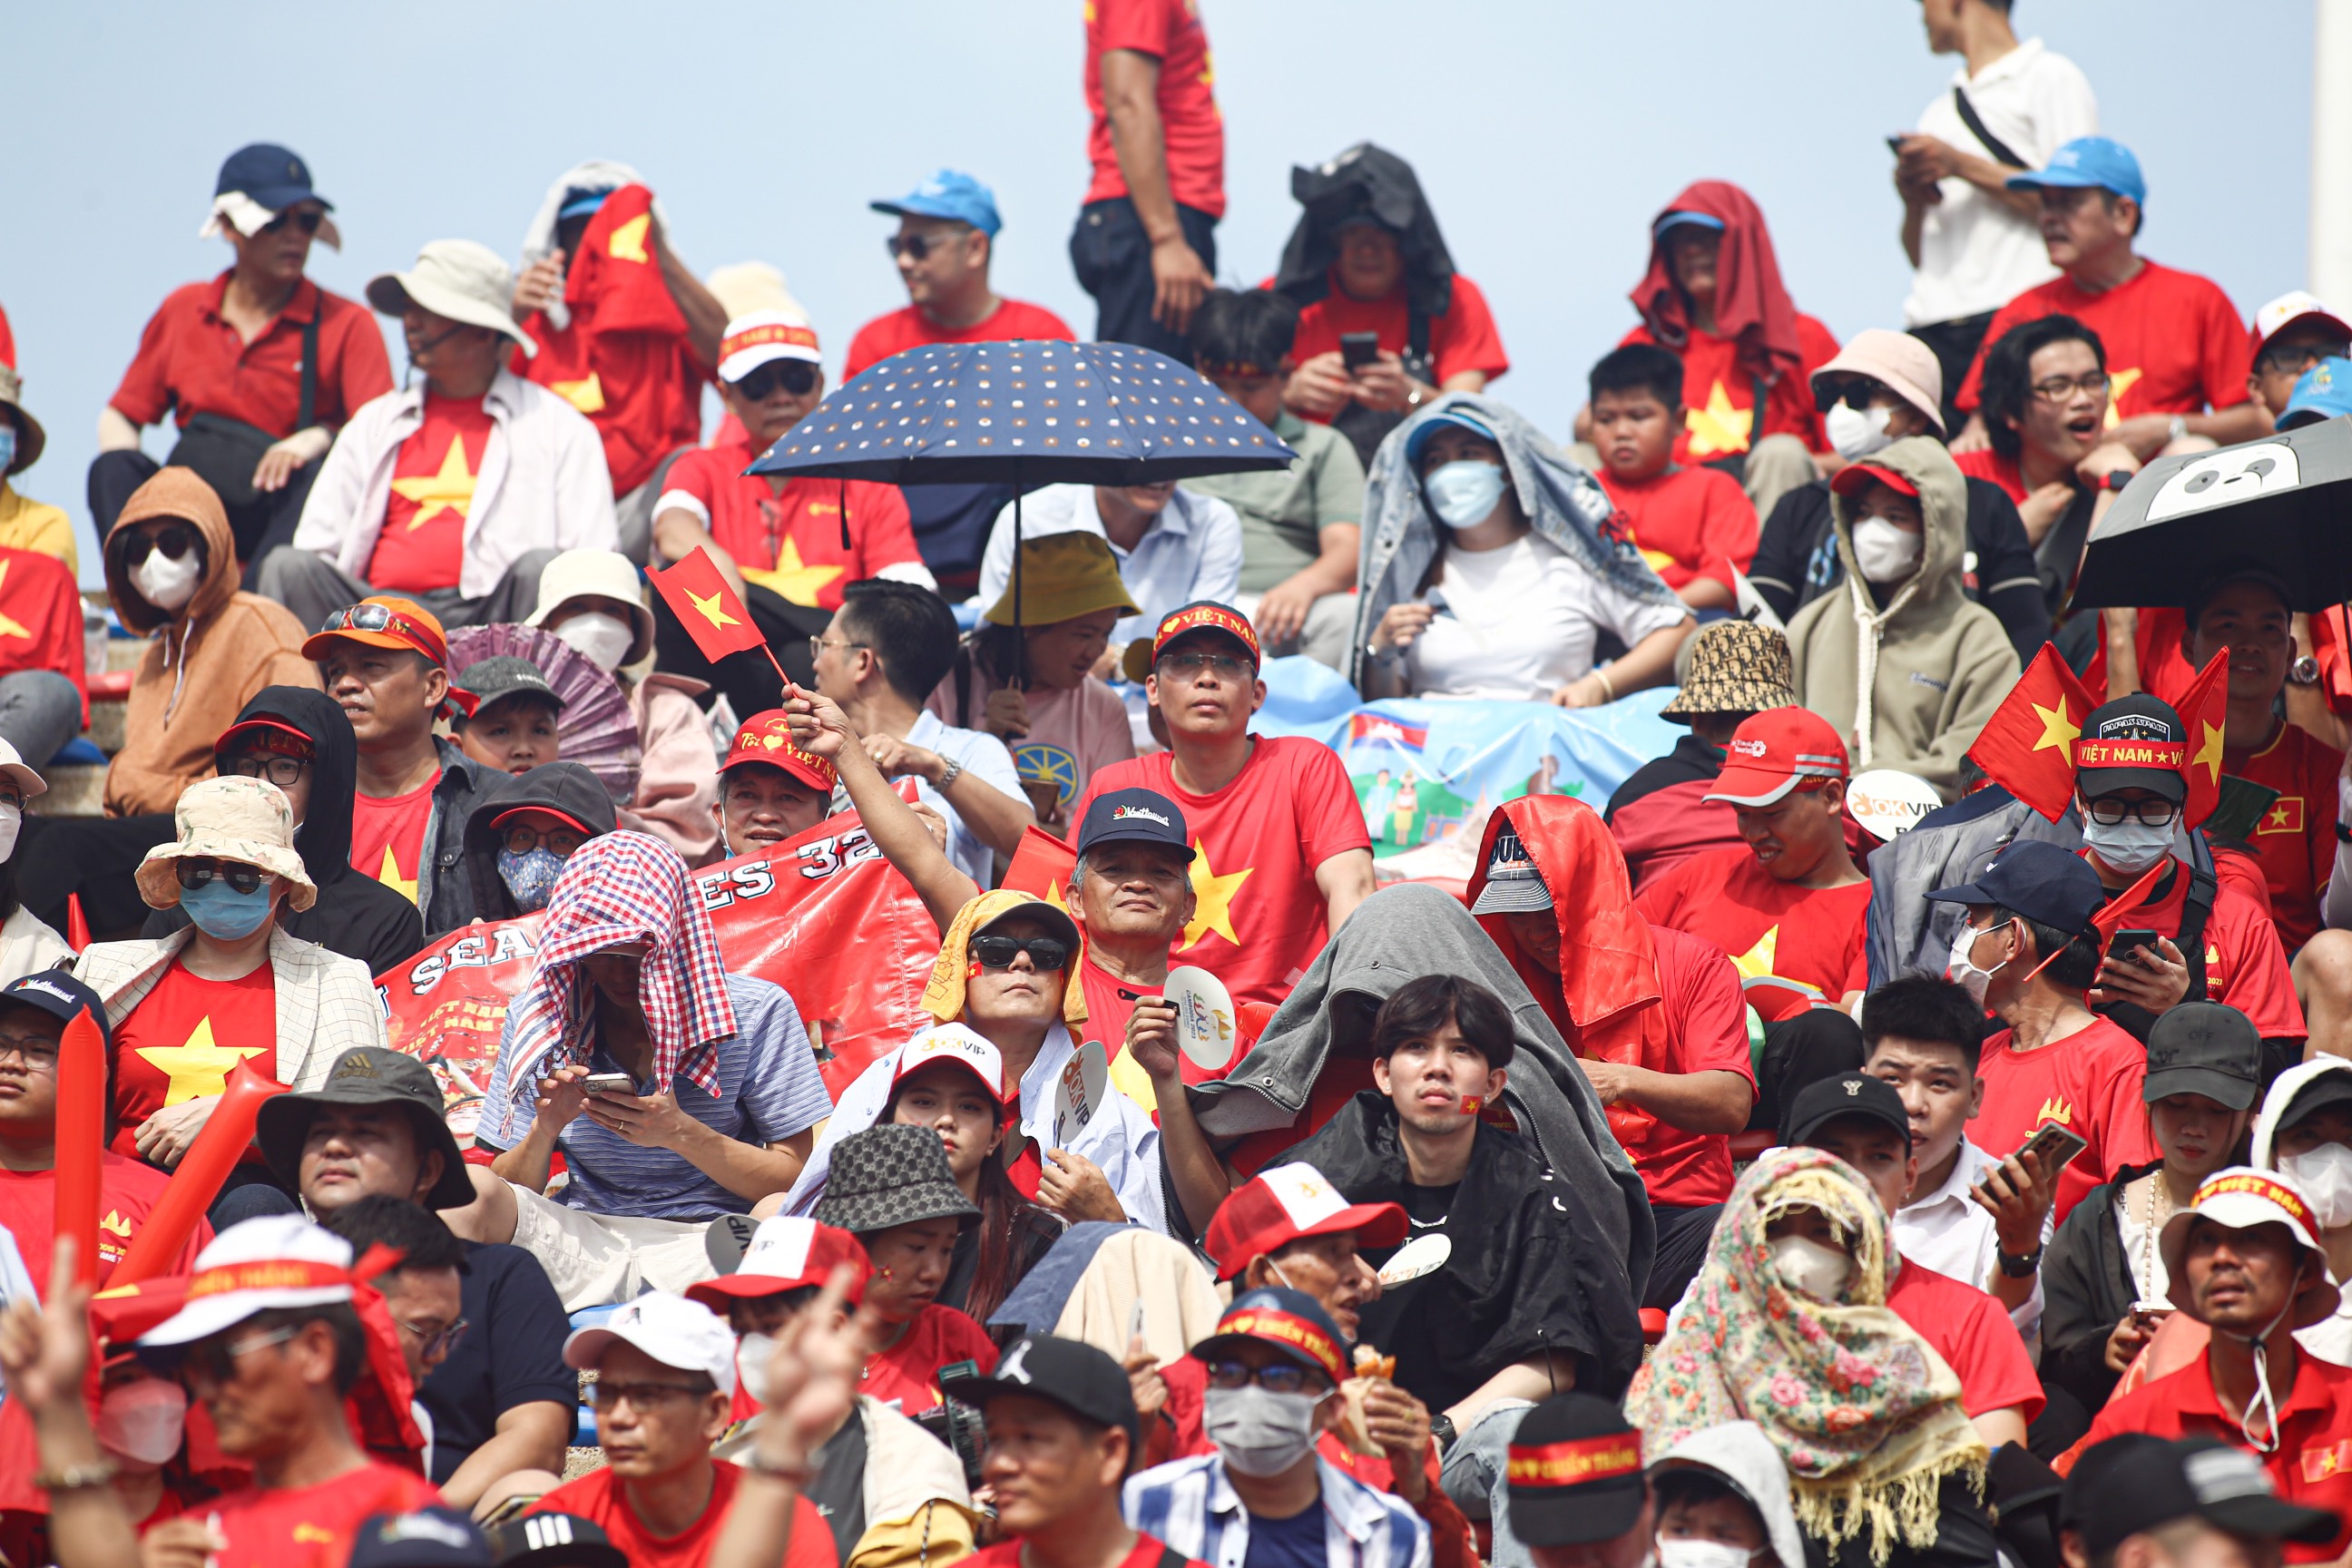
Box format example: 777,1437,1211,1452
1356,401,1692,703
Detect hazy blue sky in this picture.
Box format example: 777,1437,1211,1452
8,1,2314,583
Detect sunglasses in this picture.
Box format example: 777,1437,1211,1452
122,527,201,568
734,360,819,401
969,935,1070,972
1813,379,1886,415
1203,1358,1321,1396
259,209,324,236
227,753,311,789
318,603,445,661
176,858,270,897
178,1324,302,1388
886,231,966,262
502,824,585,858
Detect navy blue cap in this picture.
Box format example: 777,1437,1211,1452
215,143,330,213
2006,136,2145,206
0,970,110,1052
348,1508,492,1568
484,1513,626,1568
1073,787,1194,862
556,189,611,223
2281,358,2352,430
1925,838,2106,936
871,170,1002,238
1191,1287,1351,1384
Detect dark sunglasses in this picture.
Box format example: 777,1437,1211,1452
886,231,965,262
969,935,1070,972
1203,1359,1319,1396
122,527,200,568
176,858,268,897
733,360,819,400
1813,378,1886,416
260,209,324,236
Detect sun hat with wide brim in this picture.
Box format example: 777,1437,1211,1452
135,775,317,913
525,549,657,667
985,531,1141,628
0,366,46,476
367,240,538,358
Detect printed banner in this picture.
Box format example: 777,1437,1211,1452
377,810,938,1134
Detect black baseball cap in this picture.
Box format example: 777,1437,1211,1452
2143,1004,2263,1110
2074,695,2190,807
2273,1069,2352,1142
942,1333,1141,1455
1783,1073,1913,1152
2073,1436,2338,1556
0,970,111,1053
1073,787,1194,862
348,1509,491,1568
455,657,567,716
1926,838,2106,936
255,1047,475,1210
1506,1394,1647,1547
484,1514,628,1568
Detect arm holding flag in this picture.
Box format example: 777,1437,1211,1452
782,684,980,930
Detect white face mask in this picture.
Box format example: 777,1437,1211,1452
1825,401,1895,462
0,801,22,863
1203,1384,1324,1476
554,610,635,673
96,1380,187,1466
737,1332,777,1406
1769,1233,1853,1303
130,549,203,613
2081,814,2174,877
1423,460,1509,530
1946,917,2011,1007
2282,1143,2352,1231
1850,516,1925,584
1659,1542,1759,1568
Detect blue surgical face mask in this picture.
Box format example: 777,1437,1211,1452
496,846,566,912
1423,459,1508,530
0,426,16,474
179,879,275,941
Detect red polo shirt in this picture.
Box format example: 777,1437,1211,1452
109,273,393,437
2083,1351,2352,1563
844,299,1077,381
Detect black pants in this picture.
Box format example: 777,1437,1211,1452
650,581,831,719
1069,197,1220,363
1645,1201,1723,1310
1909,312,1998,436
1749,1008,1867,1135
15,812,177,942
87,447,319,583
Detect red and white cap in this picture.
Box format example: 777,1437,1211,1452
687,1217,870,1308
889,1023,1011,1105
1703,708,1850,808
2159,1167,2342,1327
721,710,838,794
718,309,820,383
1203,1161,1408,1282
2251,291,2352,358
564,1290,740,1396
1828,460,1918,500
138,1214,378,1348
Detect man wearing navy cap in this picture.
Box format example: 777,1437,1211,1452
1066,785,1199,1055
848,172,1078,380
1955,136,2267,456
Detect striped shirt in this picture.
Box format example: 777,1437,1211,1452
478,972,833,1220
1126,1454,1430,1568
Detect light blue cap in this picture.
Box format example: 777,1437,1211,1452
1404,407,1501,467
870,170,1001,238
1651,210,1725,240
2005,136,2146,206
2280,358,2352,430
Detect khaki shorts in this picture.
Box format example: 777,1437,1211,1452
507,1183,721,1310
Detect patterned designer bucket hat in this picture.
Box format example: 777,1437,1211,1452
813,1122,982,1235
1661,620,1798,722
134,775,317,912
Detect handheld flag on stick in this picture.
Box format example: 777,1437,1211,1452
2172,649,2231,828
650,547,789,691
1965,645,2097,822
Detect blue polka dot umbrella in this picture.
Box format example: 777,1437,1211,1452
745,339,1297,640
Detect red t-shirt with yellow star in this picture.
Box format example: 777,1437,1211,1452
1975,1014,2158,1226
350,771,438,906
0,1155,212,1289
367,392,493,593
657,436,922,611
2227,721,2345,953
1632,843,1871,1021
110,960,278,1158
203,1462,442,1568
1600,463,1759,593
1070,738,1373,1010
1954,260,2253,419
1620,314,1841,463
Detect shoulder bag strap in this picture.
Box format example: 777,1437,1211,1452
1953,85,2029,171
297,285,323,432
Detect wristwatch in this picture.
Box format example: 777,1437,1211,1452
1429,1412,1459,1453
2290,655,2322,688
2102,468,2137,494
935,756,964,790
1997,1245,2043,1279
2170,415,2190,446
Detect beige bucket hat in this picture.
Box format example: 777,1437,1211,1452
135,776,317,912
526,549,657,666
366,240,538,358
1809,328,1945,438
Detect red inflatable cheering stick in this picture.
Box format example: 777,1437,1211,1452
51,1010,105,1287
109,1057,289,1286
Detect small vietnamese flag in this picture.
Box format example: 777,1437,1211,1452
1966,644,2097,823
2173,648,2230,828
651,547,769,666
1003,826,1077,910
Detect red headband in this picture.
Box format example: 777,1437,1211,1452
1507,1432,1644,1487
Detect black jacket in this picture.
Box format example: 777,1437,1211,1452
2041,1157,2161,1412
1273,142,1455,318
1603,733,1725,821
1749,475,2047,666
460,762,620,923
1277,1091,1643,1406
142,686,424,975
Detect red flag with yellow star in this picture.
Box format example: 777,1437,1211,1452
2174,647,2230,828
1003,827,1077,908
651,547,769,666
1966,644,2097,822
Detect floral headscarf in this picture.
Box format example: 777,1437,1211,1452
1626,1146,1986,1565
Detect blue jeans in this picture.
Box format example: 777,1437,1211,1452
1440,1400,1538,1568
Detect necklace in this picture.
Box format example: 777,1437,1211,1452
2139,1172,2176,1301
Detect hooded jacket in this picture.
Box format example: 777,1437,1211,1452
462,761,619,922
141,687,425,975
1631,181,1805,387
103,468,318,818
1785,437,2021,799
1273,143,1456,320
1191,881,1654,1293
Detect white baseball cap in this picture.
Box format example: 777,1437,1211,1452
564,1290,738,1396
138,1214,363,1348
2159,1167,2342,1328
889,1023,1009,1105
718,309,821,383
2252,291,2352,358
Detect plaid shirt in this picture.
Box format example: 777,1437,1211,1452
1125,1453,1429,1568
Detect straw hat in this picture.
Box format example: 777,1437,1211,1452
985,532,1141,628
135,776,317,912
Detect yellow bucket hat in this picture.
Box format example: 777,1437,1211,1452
922,888,1088,1027
985,532,1141,628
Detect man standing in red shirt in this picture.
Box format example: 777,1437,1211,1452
1071,604,1374,1010
1955,138,2267,455
1072,0,1221,359
851,172,1077,378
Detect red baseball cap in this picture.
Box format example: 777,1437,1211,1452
1203,1161,1407,1282
490,804,595,838
1703,708,1849,808
213,717,313,765
721,710,838,794
1122,600,1263,683
1828,461,1917,500
686,1216,870,1308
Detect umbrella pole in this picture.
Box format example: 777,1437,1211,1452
1013,466,1026,691
839,475,850,552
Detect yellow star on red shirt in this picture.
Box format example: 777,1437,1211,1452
1729,925,1779,980
375,845,418,905
388,436,477,531
1684,380,1754,458
136,1017,268,1106
1180,840,1253,950
741,535,847,608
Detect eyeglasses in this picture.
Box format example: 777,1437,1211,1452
122,527,201,568
887,231,967,262
1203,1359,1321,1396
734,360,819,400
969,935,1070,972
808,635,868,662
1156,651,1250,681
227,753,311,789
2082,795,2180,828
259,209,324,236
317,603,444,662
2030,372,2112,403
394,1316,470,1360
587,1379,710,1413
502,824,585,858
176,858,270,897
180,1324,302,1387
0,1034,60,1071
1813,378,1886,415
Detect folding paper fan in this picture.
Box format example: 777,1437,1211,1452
446,623,642,807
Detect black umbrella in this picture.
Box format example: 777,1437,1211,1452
2071,421,2352,612
745,339,1296,647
